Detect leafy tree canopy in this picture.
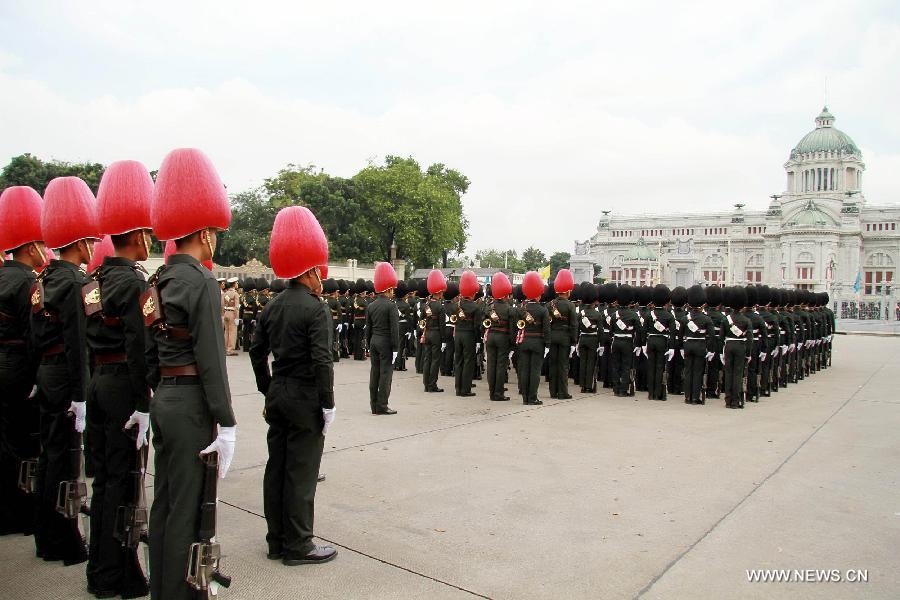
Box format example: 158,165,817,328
0,153,105,194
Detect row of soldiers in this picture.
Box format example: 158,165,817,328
0,148,345,600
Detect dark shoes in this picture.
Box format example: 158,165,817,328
524,399,543,405
317,473,326,482
457,392,476,397
425,387,444,393
557,394,573,400
282,545,338,566
491,396,510,401
375,408,397,415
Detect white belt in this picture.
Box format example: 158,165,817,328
614,333,633,338
725,337,744,342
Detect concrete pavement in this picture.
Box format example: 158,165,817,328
1,334,898,599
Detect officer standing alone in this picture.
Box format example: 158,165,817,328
366,262,400,415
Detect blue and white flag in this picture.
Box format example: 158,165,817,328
852,270,862,293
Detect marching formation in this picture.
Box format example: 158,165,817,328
0,146,835,600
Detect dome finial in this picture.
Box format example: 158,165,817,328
816,106,835,128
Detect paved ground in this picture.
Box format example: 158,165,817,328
836,318,900,335
1,335,898,599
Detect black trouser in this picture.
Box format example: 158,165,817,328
577,334,599,392
517,337,544,403
242,314,256,351
723,340,747,407
485,331,511,400
453,329,476,395
414,332,425,374
340,320,351,357
149,381,214,600
548,334,571,399
0,347,39,535
668,345,684,394
369,335,394,412
331,321,341,362
683,338,707,403
645,335,668,400
635,347,648,392
394,323,409,370
441,328,455,376
760,339,774,394
598,337,612,387
746,342,760,401
263,376,324,559
34,360,87,565
422,331,442,391
610,336,634,395
352,321,366,360
706,343,723,397
86,364,148,596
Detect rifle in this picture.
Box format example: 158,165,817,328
115,429,150,557
186,451,232,597
56,415,90,544
17,458,38,494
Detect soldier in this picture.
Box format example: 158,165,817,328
681,285,714,405
240,279,258,352
743,286,765,402
351,279,367,360
484,273,516,401
516,272,549,405
30,177,99,566
393,281,413,371
452,271,482,397
597,283,614,389
704,286,726,398
366,263,400,414
547,269,578,400
633,286,653,392
421,270,447,393
609,284,643,397
222,277,240,356
80,161,155,597
336,280,350,358
644,284,676,401
0,186,46,537
249,206,336,567
144,149,237,599
576,283,602,394
667,286,687,395
756,286,780,396
441,281,458,377
413,279,428,374
721,286,753,409
323,279,341,362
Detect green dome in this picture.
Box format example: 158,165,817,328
786,200,834,228
790,107,860,158
624,238,658,262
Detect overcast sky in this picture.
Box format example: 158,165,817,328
2,1,899,257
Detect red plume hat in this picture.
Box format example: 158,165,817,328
151,148,230,240
374,262,398,293
0,186,43,252
42,177,100,249
96,160,153,235
87,235,115,272
491,272,512,298
269,206,329,280
459,270,479,297
522,271,543,300
553,268,574,293
426,269,447,294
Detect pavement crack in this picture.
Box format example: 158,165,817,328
633,352,896,599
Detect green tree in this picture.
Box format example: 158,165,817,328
0,153,106,193
549,251,571,276
215,188,277,266
474,248,524,272
521,246,546,271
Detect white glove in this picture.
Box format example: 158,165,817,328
200,426,236,479
441,343,447,352
720,353,725,365
475,343,481,353
782,345,788,354
664,349,674,361
680,350,685,359
772,347,779,357
322,407,336,434
236,319,242,326
406,332,412,340
570,346,576,358
706,352,714,362
544,348,550,358
633,346,641,357
29,385,38,399
642,345,648,356
336,324,341,333
392,351,398,363
508,351,514,360
759,352,766,362
597,347,605,356
69,401,86,433
124,411,150,449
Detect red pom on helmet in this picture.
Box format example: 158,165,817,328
87,235,115,272
522,271,544,300
151,148,230,240
374,262,398,293
42,177,100,249
0,186,43,252
459,270,479,297
269,206,329,280
96,160,154,235
491,272,512,298
553,268,574,293
426,269,447,294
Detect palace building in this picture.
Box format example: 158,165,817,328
569,107,900,318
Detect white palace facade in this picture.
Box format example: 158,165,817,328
569,107,900,319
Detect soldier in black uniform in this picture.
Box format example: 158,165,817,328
704,286,726,398
634,286,653,392
576,283,602,393
421,272,446,393
484,273,515,401
367,263,400,414
250,205,336,567
323,279,341,362
743,285,765,403
547,270,578,400
393,280,412,371
681,285,714,405
609,285,642,397
441,281,458,377
452,272,482,397
516,272,550,405
145,149,237,599
0,186,45,537
350,279,367,360
756,286,780,397
597,283,614,389
241,279,258,351
721,286,753,409
645,284,676,400
31,177,98,566
667,286,687,395
84,161,155,598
